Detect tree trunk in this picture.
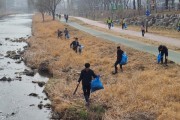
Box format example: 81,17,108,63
133,0,136,9
165,0,169,9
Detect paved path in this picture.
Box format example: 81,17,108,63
73,17,180,48
60,19,180,64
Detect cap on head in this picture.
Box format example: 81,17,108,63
117,46,120,49
85,63,90,68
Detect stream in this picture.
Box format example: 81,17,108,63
0,14,51,120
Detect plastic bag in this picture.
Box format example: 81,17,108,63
91,77,104,93
157,53,161,63
120,53,128,65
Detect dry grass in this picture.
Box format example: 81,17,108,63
24,14,180,120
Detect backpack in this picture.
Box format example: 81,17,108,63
120,53,128,65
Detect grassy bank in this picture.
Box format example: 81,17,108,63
24,14,180,119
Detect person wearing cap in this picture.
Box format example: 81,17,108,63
113,46,124,74
78,63,97,106
158,45,168,65
70,37,80,53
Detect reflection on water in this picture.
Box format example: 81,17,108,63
0,14,51,120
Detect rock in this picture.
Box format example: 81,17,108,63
24,69,35,76
38,60,52,77
0,77,12,82
32,81,46,87
11,112,15,116
0,68,4,71
5,38,10,40
44,98,48,100
6,51,21,59
38,103,43,109
29,93,38,97
7,62,10,64
15,60,21,64
0,43,2,46
29,104,35,107
44,103,51,109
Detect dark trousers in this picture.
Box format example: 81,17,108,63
161,52,168,64
73,46,78,53
83,85,91,102
108,23,111,29
114,60,123,73
142,30,145,36
122,23,125,29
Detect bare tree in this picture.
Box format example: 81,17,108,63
133,0,136,9
165,0,169,9
47,0,62,20
36,0,48,22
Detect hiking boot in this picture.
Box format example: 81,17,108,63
112,71,117,75
85,102,90,107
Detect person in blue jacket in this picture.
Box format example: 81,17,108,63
113,46,124,74
78,63,97,106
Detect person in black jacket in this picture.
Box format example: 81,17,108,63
78,63,97,106
70,37,80,53
158,45,168,64
113,46,124,74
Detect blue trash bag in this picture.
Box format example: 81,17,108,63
111,23,114,27
91,77,104,93
120,53,128,65
124,23,127,29
157,53,162,63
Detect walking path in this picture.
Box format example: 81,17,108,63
73,17,180,48
60,19,180,64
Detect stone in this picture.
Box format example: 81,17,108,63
0,77,12,82
32,81,46,87
5,38,10,40
29,93,38,97
38,103,43,109
44,103,51,109
24,69,35,76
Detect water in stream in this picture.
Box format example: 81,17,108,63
0,14,51,120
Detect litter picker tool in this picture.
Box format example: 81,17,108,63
73,83,80,95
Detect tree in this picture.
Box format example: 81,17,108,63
165,0,169,9
47,0,62,20
133,0,136,9
36,0,48,22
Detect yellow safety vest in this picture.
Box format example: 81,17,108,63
107,19,112,24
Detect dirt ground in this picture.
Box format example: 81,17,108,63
70,18,180,52
24,14,180,120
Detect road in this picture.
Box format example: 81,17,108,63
73,17,180,48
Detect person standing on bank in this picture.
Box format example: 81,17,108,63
78,63,97,106
70,37,80,53
141,24,145,37
107,17,113,30
158,45,168,65
64,28,69,39
122,18,125,29
113,46,124,74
